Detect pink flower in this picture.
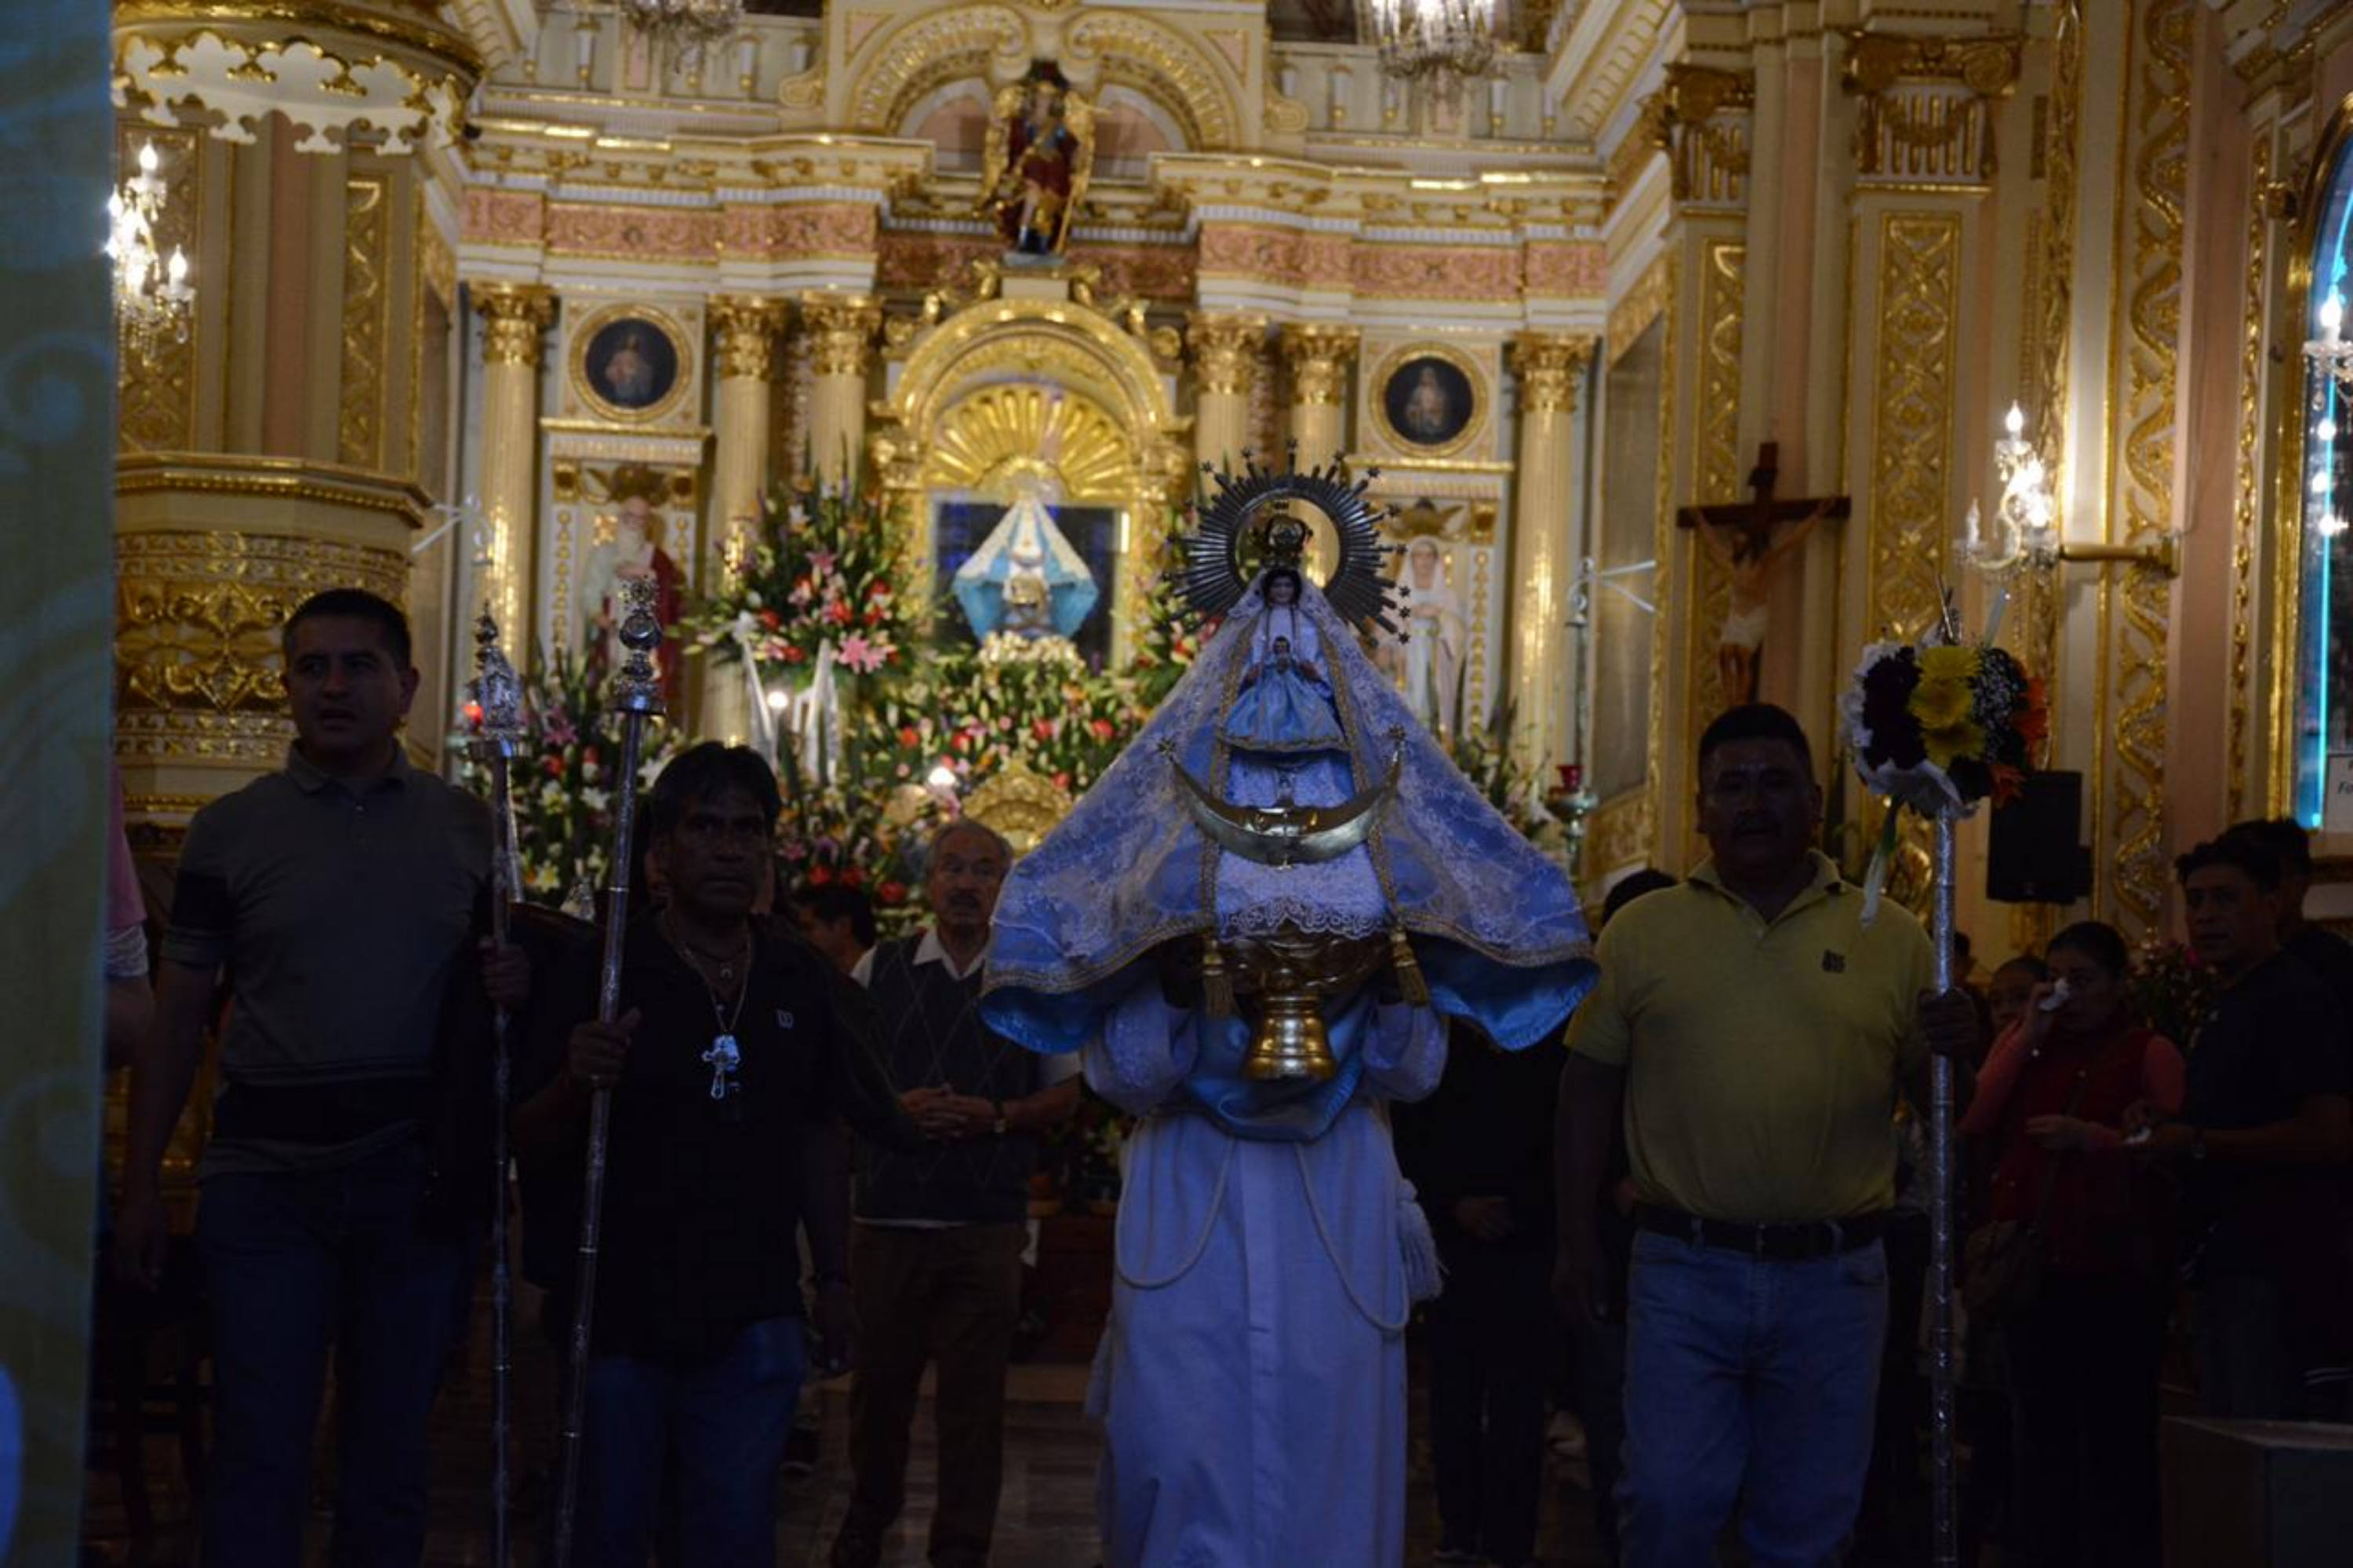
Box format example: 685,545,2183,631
837,635,889,675
810,550,838,575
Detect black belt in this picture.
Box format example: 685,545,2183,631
212,1078,431,1146
1635,1203,1886,1260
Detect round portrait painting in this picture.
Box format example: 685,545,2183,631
1379,352,1479,453
580,314,683,417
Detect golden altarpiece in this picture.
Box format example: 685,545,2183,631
107,0,2353,948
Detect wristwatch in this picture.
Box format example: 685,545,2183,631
991,1098,1009,1137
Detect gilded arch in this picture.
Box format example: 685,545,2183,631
871,296,1191,664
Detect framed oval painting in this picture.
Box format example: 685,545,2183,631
570,305,690,423
1373,346,1484,457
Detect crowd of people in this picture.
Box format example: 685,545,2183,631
101,586,2353,1566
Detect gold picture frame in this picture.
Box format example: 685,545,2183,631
1369,341,1489,460
568,302,693,425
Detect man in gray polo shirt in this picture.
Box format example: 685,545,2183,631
115,588,521,1568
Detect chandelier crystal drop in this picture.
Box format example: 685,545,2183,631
1369,0,1500,94
106,140,193,362
617,0,744,54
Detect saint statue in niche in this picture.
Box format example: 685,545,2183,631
978,64,1096,258
951,476,1100,646
1378,534,1465,735
580,465,684,704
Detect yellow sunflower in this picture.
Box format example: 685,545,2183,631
1922,718,1985,769
1918,645,1980,683
1907,675,1974,730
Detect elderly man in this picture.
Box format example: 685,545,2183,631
829,820,1082,1568
1556,703,1977,1567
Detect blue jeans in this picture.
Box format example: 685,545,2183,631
1618,1229,1888,1568
579,1314,807,1568
196,1144,471,1568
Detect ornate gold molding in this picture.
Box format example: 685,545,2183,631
1507,333,1597,418
337,173,388,471
113,5,476,155
710,296,790,382
115,450,433,524
845,7,1028,135
1065,10,1242,151
926,383,1135,503
1867,214,1962,642
2097,0,2188,934
1682,238,1744,786
1842,31,2024,184
1609,252,1673,362
2230,132,2271,823
473,282,554,368
115,527,406,756
1278,323,1361,409
801,292,881,379
1657,64,1755,209
1187,311,1266,399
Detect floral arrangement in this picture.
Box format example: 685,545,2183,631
1842,636,2048,815
1444,696,1556,846
2129,937,2217,1048
452,643,684,908
858,637,1147,799
773,782,925,930
678,474,922,681
1839,602,2049,919
1127,508,1217,710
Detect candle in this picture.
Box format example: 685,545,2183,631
1963,500,1981,554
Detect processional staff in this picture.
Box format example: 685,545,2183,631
551,577,667,1566
468,612,526,1568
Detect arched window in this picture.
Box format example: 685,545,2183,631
2293,115,2353,828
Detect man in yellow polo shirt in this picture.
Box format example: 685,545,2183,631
1555,703,1976,1567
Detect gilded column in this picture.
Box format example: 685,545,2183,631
705,295,789,744
1278,323,1360,467
801,292,879,485
110,3,482,821
472,284,555,661
1187,311,1266,473
1507,333,1596,769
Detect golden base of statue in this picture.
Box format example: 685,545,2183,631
1217,926,1389,1083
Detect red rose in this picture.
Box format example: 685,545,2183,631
826,600,853,625
757,609,781,629
809,864,834,886
839,867,864,889
864,606,884,626
878,879,907,904
1053,771,1071,791
867,581,890,601
898,726,920,748
1032,719,1056,740
1089,719,1115,742
782,646,807,664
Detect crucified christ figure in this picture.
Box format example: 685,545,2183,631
1676,442,1850,711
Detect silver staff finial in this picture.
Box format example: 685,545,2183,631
473,611,526,752
609,576,666,718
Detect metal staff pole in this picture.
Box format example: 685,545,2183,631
469,612,526,1568
1928,808,1960,1567
551,578,666,1566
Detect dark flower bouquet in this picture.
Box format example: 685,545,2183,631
1838,608,2049,918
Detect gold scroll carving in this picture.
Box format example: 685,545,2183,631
2230,133,2271,822
115,528,406,762
1868,214,1961,642
2097,0,2189,934
1508,332,1595,419
802,293,882,378
1278,324,1361,408
711,296,790,382
338,173,389,471
1656,65,1754,209
475,282,554,366
1681,239,1744,789
1187,312,1266,399
1842,31,2024,183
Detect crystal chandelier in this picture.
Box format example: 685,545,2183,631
106,141,192,362
1368,0,1500,95
617,0,744,54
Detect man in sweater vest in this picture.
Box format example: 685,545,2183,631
830,820,1082,1568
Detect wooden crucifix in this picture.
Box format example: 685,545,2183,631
1675,442,1850,711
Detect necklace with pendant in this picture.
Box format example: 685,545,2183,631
666,915,751,1104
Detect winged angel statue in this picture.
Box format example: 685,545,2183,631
977,67,1096,257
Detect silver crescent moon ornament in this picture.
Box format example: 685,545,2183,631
1178,448,1403,635
1167,750,1401,867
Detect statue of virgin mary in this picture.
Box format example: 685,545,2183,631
950,477,1099,643
977,470,1595,1566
